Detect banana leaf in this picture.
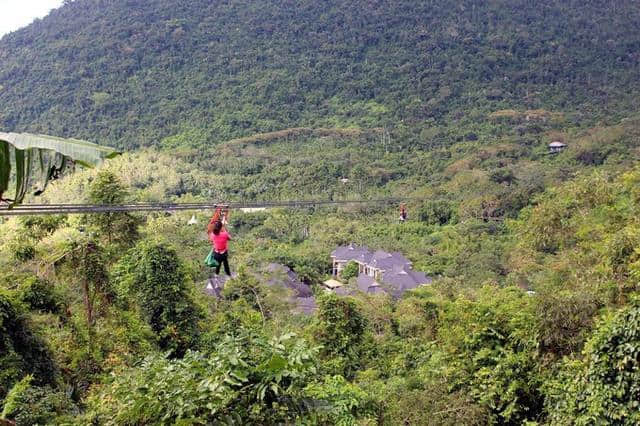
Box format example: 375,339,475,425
0,132,120,167
0,142,9,201
0,132,121,205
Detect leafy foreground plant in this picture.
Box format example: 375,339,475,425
545,300,640,425
0,291,57,402
113,241,201,357
85,332,373,425
0,132,119,204
1,375,77,426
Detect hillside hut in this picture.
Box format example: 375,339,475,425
549,141,567,153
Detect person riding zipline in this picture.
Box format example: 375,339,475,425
399,203,408,222
207,208,232,276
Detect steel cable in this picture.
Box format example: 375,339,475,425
0,198,406,216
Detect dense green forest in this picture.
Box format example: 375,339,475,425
1,0,639,148
2,0,640,424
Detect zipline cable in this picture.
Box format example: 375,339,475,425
0,198,408,216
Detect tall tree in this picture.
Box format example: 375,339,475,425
85,171,138,244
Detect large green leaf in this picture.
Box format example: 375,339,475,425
0,132,120,168
0,142,9,199
33,151,67,196
0,132,121,204
14,148,27,203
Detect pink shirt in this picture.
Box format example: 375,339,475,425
209,231,230,253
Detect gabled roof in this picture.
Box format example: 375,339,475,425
332,246,412,270
265,263,312,297
331,244,372,262
408,270,432,285
370,250,391,262
262,263,317,314
380,265,432,298
368,250,392,269
357,274,381,294
365,250,412,272
330,245,433,298
390,252,412,265
355,251,374,264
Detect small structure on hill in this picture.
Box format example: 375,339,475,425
548,141,567,153
330,244,432,298
322,278,343,290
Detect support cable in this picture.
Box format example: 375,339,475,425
0,198,406,216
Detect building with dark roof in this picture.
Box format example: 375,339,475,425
330,244,432,298
264,263,316,313
265,263,313,298
205,264,317,314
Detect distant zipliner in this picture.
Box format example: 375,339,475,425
399,203,408,222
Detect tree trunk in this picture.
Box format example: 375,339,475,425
83,276,93,326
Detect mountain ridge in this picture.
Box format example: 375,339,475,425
1,0,639,148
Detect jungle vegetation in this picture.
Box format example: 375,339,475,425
1,0,640,424
0,0,639,149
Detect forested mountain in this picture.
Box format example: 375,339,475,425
1,0,639,148
2,0,640,424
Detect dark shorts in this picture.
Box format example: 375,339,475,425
213,251,230,276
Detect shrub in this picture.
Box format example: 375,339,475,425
1,375,32,420
546,301,640,425
418,200,456,226
13,243,35,262
0,292,56,401
394,297,438,339
489,168,516,185
535,287,600,356
18,276,61,314
20,215,66,234
313,294,369,378
340,261,359,281
437,286,542,423
86,333,323,425
1,375,76,426
304,375,375,424
112,241,202,357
